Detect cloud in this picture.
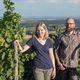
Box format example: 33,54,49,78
13,0,39,4
13,0,80,6
70,0,80,4
25,0,39,4
49,0,57,3
48,0,80,5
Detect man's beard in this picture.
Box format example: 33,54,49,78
66,27,75,32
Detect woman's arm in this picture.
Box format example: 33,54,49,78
14,40,30,53
48,48,56,79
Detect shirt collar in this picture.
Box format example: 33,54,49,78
64,30,76,36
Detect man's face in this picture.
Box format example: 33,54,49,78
66,18,76,31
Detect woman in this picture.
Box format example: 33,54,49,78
14,22,56,80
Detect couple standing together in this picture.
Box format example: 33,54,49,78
14,18,80,80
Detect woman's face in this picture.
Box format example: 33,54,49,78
36,26,46,38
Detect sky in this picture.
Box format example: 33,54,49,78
0,0,80,18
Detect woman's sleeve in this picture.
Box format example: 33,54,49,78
49,39,53,48
27,38,34,47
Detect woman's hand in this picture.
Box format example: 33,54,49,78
51,67,56,79
13,40,19,47
13,40,22,51
13,39,30,53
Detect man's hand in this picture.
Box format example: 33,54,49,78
58,63,65,70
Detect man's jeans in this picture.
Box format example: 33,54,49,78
60,68,78,80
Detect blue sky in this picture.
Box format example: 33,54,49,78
0,0,80,18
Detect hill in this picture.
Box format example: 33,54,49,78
21,18,80,28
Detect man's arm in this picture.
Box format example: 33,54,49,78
54,49,65,70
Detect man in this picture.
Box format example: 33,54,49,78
54,18,80,80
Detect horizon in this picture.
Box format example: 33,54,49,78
0,15,80,20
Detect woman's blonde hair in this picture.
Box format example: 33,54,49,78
35,22,49,39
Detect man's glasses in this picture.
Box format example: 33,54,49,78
66,23,75,25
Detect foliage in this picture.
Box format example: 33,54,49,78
49,24,64,43
0,0,27,80
0,0,80,80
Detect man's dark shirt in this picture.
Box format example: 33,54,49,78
55,30,80,68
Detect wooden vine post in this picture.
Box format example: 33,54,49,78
14,43,19,80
